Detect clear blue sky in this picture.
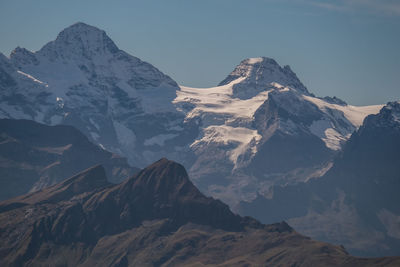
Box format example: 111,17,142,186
1,0,399,105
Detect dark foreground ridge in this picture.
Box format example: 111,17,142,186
0,118,138,201
0,158,399,266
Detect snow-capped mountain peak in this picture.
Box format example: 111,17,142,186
218,57,309,99
9,22,179,102
39,22,119,60
2,23,186,168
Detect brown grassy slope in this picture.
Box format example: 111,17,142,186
0,159,399,266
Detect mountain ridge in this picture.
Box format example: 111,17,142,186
0,118,138,200
239,101,400,256
219,57,309,98
1,158,399,266
0,23,383,206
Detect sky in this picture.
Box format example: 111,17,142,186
0,0,399,105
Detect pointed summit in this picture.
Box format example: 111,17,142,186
122,158,200,202
84,158,245,231
36,22,119,60
219,57,309,99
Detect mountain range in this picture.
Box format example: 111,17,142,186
0,22,382,206
0,22,398,258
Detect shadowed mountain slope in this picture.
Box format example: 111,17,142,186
0,158,399,266
0,118,138,201
239,101,400,257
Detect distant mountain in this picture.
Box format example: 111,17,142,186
0,119,138,201
1,158,399,266
219,57,309,97
239,101,400,256
175,57,382,206
0,23,383,207
2,22,195,167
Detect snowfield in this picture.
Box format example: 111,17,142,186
175,78,271,119
175,78,274,168
303,95,383,150
303,95,383,127
175,76,383,166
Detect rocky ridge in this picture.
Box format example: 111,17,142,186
1,158,399,266
239,101,400,256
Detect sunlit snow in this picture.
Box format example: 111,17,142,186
175,78,270,167
191,125,261,168
304,95,383,150
17,70,48,87
303,95,383,127
175,78,270,119
247,57,264,64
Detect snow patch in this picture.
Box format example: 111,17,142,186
56,97,64,108
247,57,263,64
303,95,383,127
304,95,383,150
191,125,261,167
309,119,348,150
17,70,48,86
271,82,284,89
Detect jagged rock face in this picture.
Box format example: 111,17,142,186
1,159,398,266
3,22,195,167
248,89,334,177
0,119,138,200
219,57,309,99
239,101,400,257
0,53,52,121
